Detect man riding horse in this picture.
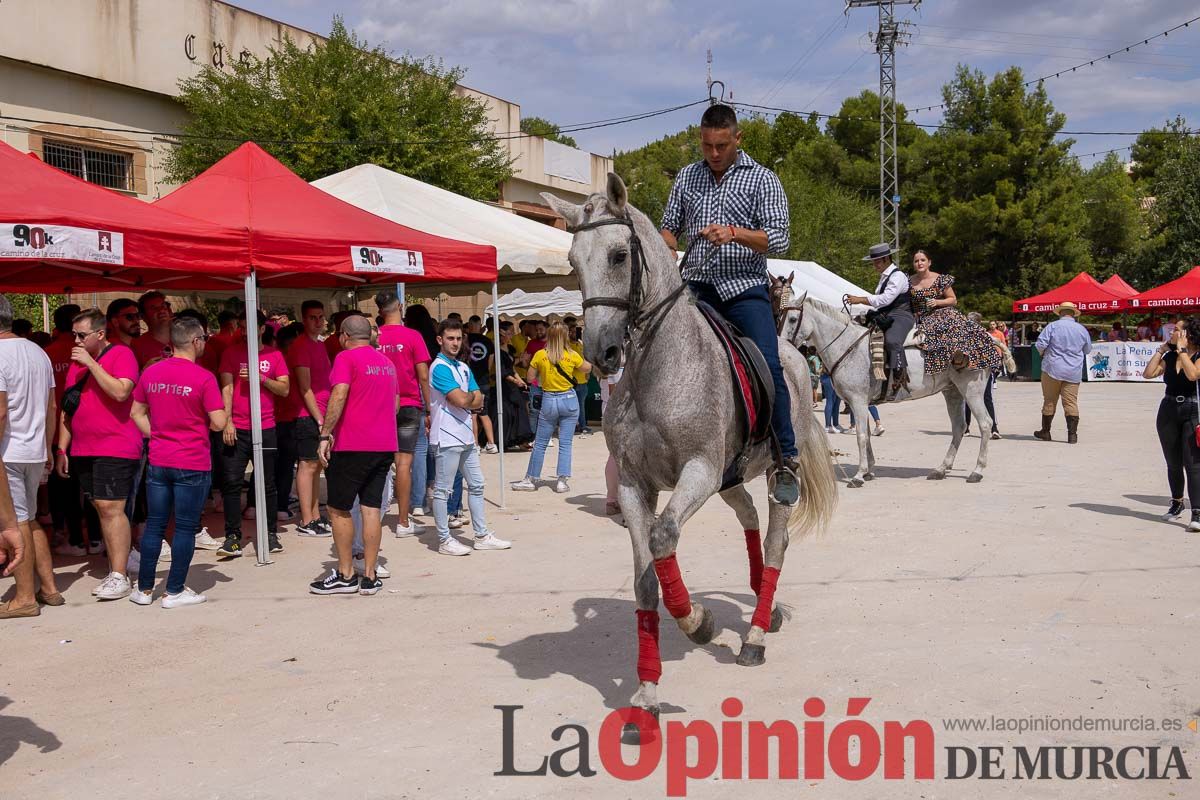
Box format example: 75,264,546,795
660,104,799,504
845,243,915,401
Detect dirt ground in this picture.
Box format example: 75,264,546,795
2,381,1196,799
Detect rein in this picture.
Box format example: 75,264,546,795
571,215,710,352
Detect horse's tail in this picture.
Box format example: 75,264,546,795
788,415,838,538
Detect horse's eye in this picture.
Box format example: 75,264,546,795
612,251,627,265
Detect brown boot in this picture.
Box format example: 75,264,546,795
1033,415,1053,441
1066,415,1079,444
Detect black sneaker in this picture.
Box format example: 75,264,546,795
296,520,331,538
359,576,383,596
268,533,284,553
218,535,243,557
1162,500,1185,521
317,515,333,533
309,570,359,595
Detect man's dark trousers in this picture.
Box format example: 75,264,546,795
688,282,796,458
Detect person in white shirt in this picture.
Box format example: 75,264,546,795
845,242,915,400
0,294,59,618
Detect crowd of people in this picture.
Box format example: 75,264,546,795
0,289,603,617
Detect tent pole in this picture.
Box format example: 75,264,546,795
41,294,49,333
244,271,271,565
397,282,405,306
492,281,505,509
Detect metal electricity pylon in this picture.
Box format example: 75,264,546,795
846,0,919,253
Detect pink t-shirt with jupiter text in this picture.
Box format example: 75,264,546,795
219,343,288,430
328,346,399,453
133,357,224,470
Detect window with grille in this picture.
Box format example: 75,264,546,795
43,140,133,191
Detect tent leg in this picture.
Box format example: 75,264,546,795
244,272,271,565
397,282,405,306
492,282,505,509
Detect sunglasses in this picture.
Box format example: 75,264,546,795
71,330,98,341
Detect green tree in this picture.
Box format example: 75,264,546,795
1138,135,1200,283
519,116,578,148
1078,153,1147,279
165,17,513,199
1130,116,1191,185
2,294,68,332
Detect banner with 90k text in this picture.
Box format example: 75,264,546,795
0,223,124,265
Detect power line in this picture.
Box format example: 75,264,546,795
0,99,709,149
757,14,848,106
908,13,1200,115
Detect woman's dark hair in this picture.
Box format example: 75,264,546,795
276,322,302,351
1182,316,1200,345
403,303,439,356
913,249,930,262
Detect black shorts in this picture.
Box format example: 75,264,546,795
295,416,320,461
326,451,393,512
396,406,423,455
74,455,140,502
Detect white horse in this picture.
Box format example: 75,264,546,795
781,293,994,484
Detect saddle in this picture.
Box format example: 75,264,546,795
695,302,775,491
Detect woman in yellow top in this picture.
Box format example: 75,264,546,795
511,321,592,493
564,315,593,435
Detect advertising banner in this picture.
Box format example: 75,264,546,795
0,223,124,265
1087,341,1157,382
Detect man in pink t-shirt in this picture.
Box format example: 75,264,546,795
374,291,431,537
291,300,332,537
216,310,290,558
129,316,226,608
309,316,398,597
56,308,143,601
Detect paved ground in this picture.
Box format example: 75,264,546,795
2,381,1196,799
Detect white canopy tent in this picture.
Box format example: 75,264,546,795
486,287,583,319
312,164,576,294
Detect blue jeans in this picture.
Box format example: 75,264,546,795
525,390,578,479
449,470,464,516
849,406,880,426
410,422,428,510
821,374,841,428
433,444,486,542
352,465,394,554
574,383,589,432
139,466,210,594
688,282,796,458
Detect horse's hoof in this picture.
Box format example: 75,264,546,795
736,642,766,667
966,472,983,484
686,605,716,645
620,708,660,745
862,472,874,482
768,606,784,633
848,476,864,488
927,471,945,481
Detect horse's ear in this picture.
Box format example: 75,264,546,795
787,271,795,286
540,192,584,229
606,172,629,217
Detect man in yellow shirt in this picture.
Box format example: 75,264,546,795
563,315,591,435
510,321,530,363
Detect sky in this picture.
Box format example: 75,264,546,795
233,0,1200,164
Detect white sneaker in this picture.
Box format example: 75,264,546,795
161,588,206,609
92,571,117,596
825,425,836,433
394,519,419,538
448,514,465,530
96,572,132,601
54,543,88,557
194,528,222,550
410,506,426,518
438,538,471,556
510,478,536,492
353,557,391,578
483,443,499,454
473,532,512,550
129,588,154,606
243,506,256,519
554,478,570,494
549,438,558,448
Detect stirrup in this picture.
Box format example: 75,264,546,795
769,460,800,507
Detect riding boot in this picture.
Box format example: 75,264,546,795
1033,414,1054,441
1065,415,1079,444
874,369,891,404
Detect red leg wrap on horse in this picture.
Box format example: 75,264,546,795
653,553,693,619
751,566,781,630
744,529,763,596
635,610,662,683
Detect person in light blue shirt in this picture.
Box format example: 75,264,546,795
427,319,511,556
1034,302,1092,444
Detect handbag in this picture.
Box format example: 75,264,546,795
1193,377,1200,449
60,344,114,418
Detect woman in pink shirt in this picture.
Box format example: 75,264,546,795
129,317,226,608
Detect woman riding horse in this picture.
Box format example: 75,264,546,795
908,250,1002,376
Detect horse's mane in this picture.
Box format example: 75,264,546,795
804,295,851,320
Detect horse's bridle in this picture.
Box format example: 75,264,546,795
570,215,697,347
783,294,872,379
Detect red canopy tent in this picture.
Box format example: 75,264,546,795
0,141,249,292
1012,272,1125,314
1101,274,1138,298
154,142,497,287
1124,266,1200,312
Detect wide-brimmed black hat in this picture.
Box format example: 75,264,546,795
862,242,896,262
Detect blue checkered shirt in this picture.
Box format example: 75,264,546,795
660,150,790,301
